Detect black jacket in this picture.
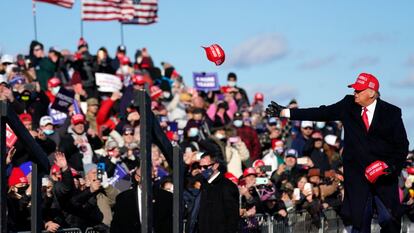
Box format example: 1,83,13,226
110,186,173,233
290,95,409,228
198,173,240,233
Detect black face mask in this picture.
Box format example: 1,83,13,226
17,186,28,195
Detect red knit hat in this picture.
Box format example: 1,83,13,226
8,167,29,187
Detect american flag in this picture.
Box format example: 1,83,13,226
82,0,139,21
121,0,158,25
34,0,74,8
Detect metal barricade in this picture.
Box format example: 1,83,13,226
17,228,82,233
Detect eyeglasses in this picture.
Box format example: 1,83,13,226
200,163,215,170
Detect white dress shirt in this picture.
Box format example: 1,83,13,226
361,99,377,126
137,186,142,223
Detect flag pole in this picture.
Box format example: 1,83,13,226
32,0,38,40
120,23,125,45
80,20,84,38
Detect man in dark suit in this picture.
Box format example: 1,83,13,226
110,164,173,233
267,73,409,233
197,153,240,233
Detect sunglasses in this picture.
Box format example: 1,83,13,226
200,163,215,170
123,132,134,136
303,127,313,130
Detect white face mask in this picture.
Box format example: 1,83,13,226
5,65,13,74
215,133,225,140
121,65,129,74
227,81,236,87
51,86,60,95
163,91,171,99
316,122,326,129
233,120,243,128
274,147,284,155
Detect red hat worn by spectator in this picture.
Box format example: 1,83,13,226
311,131,323,140
19,113,32,123
8,167,29,187
224,172,239,185
243,167,257,177
365,160,389,183
254,92,264,102
271,139,283,150
71,114,85,125
203,44,225,66
406,167,414,175
48,77,61,88
348,73,379,91
150,85,162,100
252,160,265,168
132,74,146,85
120,56,130,65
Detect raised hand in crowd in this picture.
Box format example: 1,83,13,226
111,91,122,101
6,146,16,165
54,151,68,171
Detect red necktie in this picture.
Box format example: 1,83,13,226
362,107,369,131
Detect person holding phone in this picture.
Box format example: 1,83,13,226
267,73,410,232
224,135,250,179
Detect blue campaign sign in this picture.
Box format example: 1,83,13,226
193,72,220,91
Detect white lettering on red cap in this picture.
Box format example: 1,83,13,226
358,75,368,81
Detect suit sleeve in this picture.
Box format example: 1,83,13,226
290,96,349,122
390,108,409,173
223,182,240,233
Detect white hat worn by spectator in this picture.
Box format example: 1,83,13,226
39,116,54,127
301,121,313,128
1,54,14,64
324,134,338,146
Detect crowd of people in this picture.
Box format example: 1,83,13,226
0,38,413,233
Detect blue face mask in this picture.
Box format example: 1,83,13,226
233,120,243,128
188,128,199,137
201,168,214,180
43,129,54,135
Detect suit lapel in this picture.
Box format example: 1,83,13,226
351,102,367,132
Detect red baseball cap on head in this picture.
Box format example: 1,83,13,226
406,167,414,175
254,92,264,102
71,114,85,125
271,139,284,150
252,160,265,168
19,113,32,123
243,167,257,177
48,77,61,88
150,85,162,100
8,167,29,187
120,56,130,65
132,74,146,85
348,73,379,91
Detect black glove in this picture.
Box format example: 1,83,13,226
266,101,286,118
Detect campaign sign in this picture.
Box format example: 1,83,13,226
193,72,219,91
95,73,123,92
108,164,130,192
6,124,17,148
51,88,75,113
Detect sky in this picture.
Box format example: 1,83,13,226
1,0,414,147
